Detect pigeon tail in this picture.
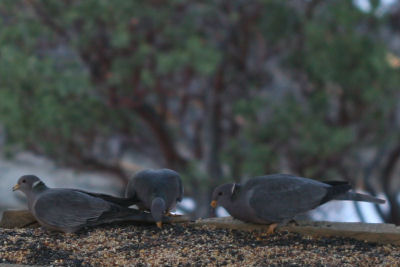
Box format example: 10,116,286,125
334,192,386,204
319,184,352,205
89,208,157,226
74,190,141,207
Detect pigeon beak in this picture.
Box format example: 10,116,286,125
12,184,20,191
210,200,217,208
156,221,162,228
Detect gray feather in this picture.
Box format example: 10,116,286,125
212,173,386,225
248,175,328,222
125,168,183,212
14,175,161,233
34,189,113,231
334,191,385,204
177,176,184,202
33,189,156,232
73,189,141,206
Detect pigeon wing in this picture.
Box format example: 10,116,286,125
73,189,140,206
34,189,113,229
248,177,328,222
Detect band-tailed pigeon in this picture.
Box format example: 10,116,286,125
125,169,183,228
12,175,163,233
211,174,385,233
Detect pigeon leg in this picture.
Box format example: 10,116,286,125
156,221,162,228
266,223,278,234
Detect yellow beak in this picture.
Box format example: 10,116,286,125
156,221,162,228
210,200,217,208
12,184,20,191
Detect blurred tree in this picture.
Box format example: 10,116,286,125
1,0,400,222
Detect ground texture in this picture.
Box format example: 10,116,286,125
0,223,399,266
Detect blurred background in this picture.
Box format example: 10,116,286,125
1,0,400,224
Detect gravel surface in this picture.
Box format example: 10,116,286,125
0,223,399,266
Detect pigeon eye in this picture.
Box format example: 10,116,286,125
22,180,26,183
218,192,223,196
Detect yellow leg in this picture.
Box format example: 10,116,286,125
156,221,162,228
266,223,278,235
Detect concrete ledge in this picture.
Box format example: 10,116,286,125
194,217,400,245
0,210,190,229
0,210,38,228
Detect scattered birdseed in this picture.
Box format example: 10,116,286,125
0,223,399,266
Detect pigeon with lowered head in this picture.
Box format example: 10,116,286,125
125,169,183,228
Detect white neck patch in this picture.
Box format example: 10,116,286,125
32,180,42,188
231,183,237,195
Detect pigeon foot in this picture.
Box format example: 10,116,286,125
266,223,278,234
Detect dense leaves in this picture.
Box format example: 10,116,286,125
1,0,399,221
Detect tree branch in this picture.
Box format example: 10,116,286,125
132,103,187,170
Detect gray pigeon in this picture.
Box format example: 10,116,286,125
211,174,385,233
125,169,183,228
12,175,165,233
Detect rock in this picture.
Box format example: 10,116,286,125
194,216,400,245
0,210,39,228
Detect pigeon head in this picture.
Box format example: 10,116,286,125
13,175,44,194
210,183,241,209
151,197,166,228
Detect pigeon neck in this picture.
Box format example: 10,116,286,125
151,197,166,222
230,184,242,201
152,197,166,210
25,182,48,211
32,181,48,193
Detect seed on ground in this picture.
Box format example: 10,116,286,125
0,223,399,266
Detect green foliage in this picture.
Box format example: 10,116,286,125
0,0,220,159
0,0,399,185
221,1,400,180
258,0,300,43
